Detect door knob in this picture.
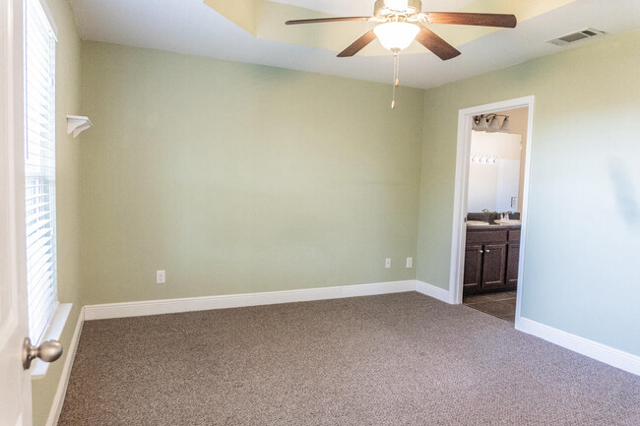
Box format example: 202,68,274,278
22,337,63,370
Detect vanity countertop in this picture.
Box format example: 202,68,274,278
467,222,521,230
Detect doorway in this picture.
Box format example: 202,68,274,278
449,96,535,327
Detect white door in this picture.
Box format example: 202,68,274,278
1,0,33,424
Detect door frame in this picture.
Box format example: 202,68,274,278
449,96,535,327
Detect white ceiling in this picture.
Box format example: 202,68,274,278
69,0,640,89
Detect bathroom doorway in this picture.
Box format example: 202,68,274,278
449,96,535,326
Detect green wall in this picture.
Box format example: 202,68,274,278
417,30,640,356
78,42,425,305
31,0,83,424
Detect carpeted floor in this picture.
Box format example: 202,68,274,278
58,292,640,426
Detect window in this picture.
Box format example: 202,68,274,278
24,0,57,344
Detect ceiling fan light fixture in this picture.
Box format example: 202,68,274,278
374,22,420,52
285,2,517,109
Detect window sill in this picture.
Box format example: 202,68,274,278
31,303,72,380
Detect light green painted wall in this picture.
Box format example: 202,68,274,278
31,0,83,424
79,41,424,305
417,30,640,356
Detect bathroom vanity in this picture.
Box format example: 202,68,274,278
463,223,520,295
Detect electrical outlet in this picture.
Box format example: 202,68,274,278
406,257,413,269
156,270,166,284
385,258,391,269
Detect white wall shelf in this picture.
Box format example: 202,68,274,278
66,115,93,138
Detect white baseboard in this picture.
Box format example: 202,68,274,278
45,307,85,426
415,280,454,304
83,280,417,321
517,317,640,377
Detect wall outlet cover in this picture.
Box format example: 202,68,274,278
406,257,413,268
385,258,391,269
156,270,166,284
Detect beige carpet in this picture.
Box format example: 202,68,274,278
58,292,640,425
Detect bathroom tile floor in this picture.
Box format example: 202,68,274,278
463,291,517,323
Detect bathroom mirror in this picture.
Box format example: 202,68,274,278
467,132,523,213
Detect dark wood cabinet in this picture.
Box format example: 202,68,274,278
464,244,483,292
481,243,507,289
506,243,520,287
464,226,520,295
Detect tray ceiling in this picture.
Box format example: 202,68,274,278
69,0,640,89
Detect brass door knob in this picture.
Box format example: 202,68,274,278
22,337,63,370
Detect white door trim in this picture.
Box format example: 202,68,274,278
449,96,535,326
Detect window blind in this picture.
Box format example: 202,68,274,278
25,0,57,344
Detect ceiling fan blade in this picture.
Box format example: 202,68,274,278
415,27,461,61
286,16,373,25
337,30,377,57
425,13,517,28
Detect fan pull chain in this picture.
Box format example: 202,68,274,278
392,50,400,109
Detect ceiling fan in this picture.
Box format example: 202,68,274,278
286,0,517,108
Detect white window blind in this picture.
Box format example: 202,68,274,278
25,0,57,344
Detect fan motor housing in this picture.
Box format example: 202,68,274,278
374,0,422,17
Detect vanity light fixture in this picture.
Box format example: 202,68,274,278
500,116,511,132
475,115,490,131
487,116,502,132
470,153,499,164
473,114,510,133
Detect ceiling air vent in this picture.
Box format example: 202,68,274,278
547,28,606,47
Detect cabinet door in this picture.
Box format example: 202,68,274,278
463,244,483,294
506,243,520,288
481,243,507,290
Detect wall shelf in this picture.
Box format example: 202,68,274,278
67,115,93,138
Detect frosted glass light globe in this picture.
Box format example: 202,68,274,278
374,22,420,52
